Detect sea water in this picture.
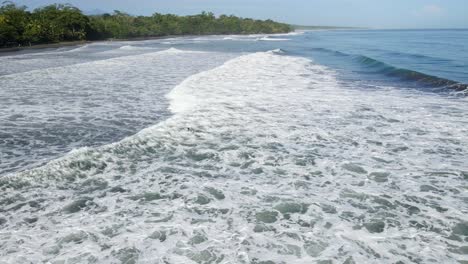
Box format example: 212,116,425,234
0,30,467,263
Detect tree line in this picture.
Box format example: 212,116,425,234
0,2,293,47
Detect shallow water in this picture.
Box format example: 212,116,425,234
0,31,467,263
0,47,236,174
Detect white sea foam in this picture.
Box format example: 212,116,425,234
257,37,291,41
163,47,189,53
62,44,90,52
0,44,88,61
0,50,467,264
97,44,161,54
118,45,150,50
274,31,305,36
0,48,235,175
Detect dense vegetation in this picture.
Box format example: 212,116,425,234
0,2,292,47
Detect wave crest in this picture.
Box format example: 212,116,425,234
355,55,468,92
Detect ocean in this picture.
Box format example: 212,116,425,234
0,30,467,263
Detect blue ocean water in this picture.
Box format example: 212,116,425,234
0,30,467,263
184,29,468,92
290,29,468,91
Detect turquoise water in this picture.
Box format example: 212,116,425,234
183,29,468,92
291,29,468,91
0,30,467,263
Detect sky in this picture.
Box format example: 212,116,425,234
11,0,468,29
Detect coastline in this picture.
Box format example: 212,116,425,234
0,41,91,54
0,32,294,54
0,35,179,54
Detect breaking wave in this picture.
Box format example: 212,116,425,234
257,37,291,41
308,47,468,93
355,55,468,92
118,45,155,50
0,50,467,264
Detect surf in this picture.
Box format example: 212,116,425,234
354,55,468,92
0,47,236,176
306,46,468,94
1,49,466,263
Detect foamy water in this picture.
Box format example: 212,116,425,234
0,48,235,175
0,33,467,264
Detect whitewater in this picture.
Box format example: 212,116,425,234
0,31,467,264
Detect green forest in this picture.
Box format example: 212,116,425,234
0,2,293,47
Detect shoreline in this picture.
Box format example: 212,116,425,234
0,35,179,54
0,32,295,54
0,41,91,53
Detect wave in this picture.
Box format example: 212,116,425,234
1,50,317,183
97,45,160,54
384,51,451,62
354,55,468,92
257,37,290,41
274,31,305,36
307,47,349,57
309,47,467,93
1,48,466,263
0,44,90,60
62,44,90,53
118,45,155,50
0,47,201,80
163,47,202,54
221,36,257,42
221,34,295,42
269,48,285,54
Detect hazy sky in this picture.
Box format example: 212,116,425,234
12,0,468,29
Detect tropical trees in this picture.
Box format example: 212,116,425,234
0,2,293,47
0,3,89,46
27,4,89,43
0,2,29,46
